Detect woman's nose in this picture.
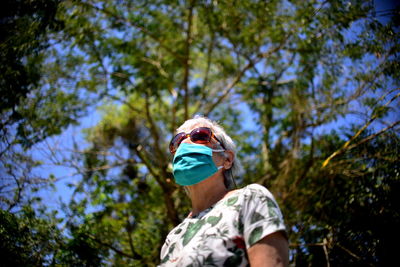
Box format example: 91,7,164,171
180,136,193,144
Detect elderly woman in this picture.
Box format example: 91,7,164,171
159,116,288,266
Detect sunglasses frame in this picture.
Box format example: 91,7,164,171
169,127,225,154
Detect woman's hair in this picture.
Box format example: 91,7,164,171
176,115,242,189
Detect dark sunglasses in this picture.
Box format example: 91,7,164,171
169,127,225,154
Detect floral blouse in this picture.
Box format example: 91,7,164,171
159,184,286,267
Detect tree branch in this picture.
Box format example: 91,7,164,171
134,144,180,225
183,0,195,120
77,1,185,63
134,145,159,179
346,120,400,151
141,57,169,78
104,93,141,113
323,238,331,267
336,243,363,262
144,93,168,165
87,233,142,260
204,33,291,116
322,90,400,168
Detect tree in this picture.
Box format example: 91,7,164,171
0,206,61,266
1,0,399,265
0,0,76,148
0,0,92,210
287,129,399,266
0,204,111,266
0,0,63,114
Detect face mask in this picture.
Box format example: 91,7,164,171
172,143,224,186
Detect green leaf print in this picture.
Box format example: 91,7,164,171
237,213,244,234
250,211,265,224
182,219,206,246
160,242,176,264
206,213,222,226
174,228,183,235
248,226,263,246
226,196,239,206
266,198,278,217
265,197,278,208
271,217,282,228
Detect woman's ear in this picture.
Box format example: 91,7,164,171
223,150,234,169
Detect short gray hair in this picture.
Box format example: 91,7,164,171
176,115,242,189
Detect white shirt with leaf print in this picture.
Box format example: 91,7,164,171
159,183,286,267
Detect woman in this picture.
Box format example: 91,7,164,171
159,116,288,266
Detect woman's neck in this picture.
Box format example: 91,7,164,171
187,175,228,216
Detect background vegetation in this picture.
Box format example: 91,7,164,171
1,0,399,266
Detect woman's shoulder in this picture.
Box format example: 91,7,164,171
222,183,276,205
241,183,274,196
234,184,278,205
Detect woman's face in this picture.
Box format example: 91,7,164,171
179,125,226,167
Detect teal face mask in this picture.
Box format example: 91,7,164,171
172,143,224,186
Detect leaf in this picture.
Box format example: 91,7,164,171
248,226,263,246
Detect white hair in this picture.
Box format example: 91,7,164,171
176,115,242,189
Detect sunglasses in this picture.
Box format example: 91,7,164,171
169,127,225,154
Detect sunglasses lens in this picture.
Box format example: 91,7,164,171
190,128,212,143
170,132,186,153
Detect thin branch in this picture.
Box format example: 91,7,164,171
59,158,134,178
144,94,168,165
134,145,159,181
79,162,127,173
124,213,140,261
110,72,135,84
104,93,141,113
89,39,109,78
287,131,315,196
141,57,169,78
322,90,400,168
204,34,290,116
346,120,400,151
289,242,325,247
323,238,330,267
183,0,195,120
0,133,13,158
135,144,180,225
169,86,178,134
312,48,394,117
8,171,22,211
137,97,181,225
77,1,185,63
200,24,215,99
87,233,142,260
126,228,137,260
336,243,361,261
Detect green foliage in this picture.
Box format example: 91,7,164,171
0,205,112,266
0,0,92,211
0,206,61,266
287,130,399,265
0,0,63,113
0,0,75,148
56,223,109,266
